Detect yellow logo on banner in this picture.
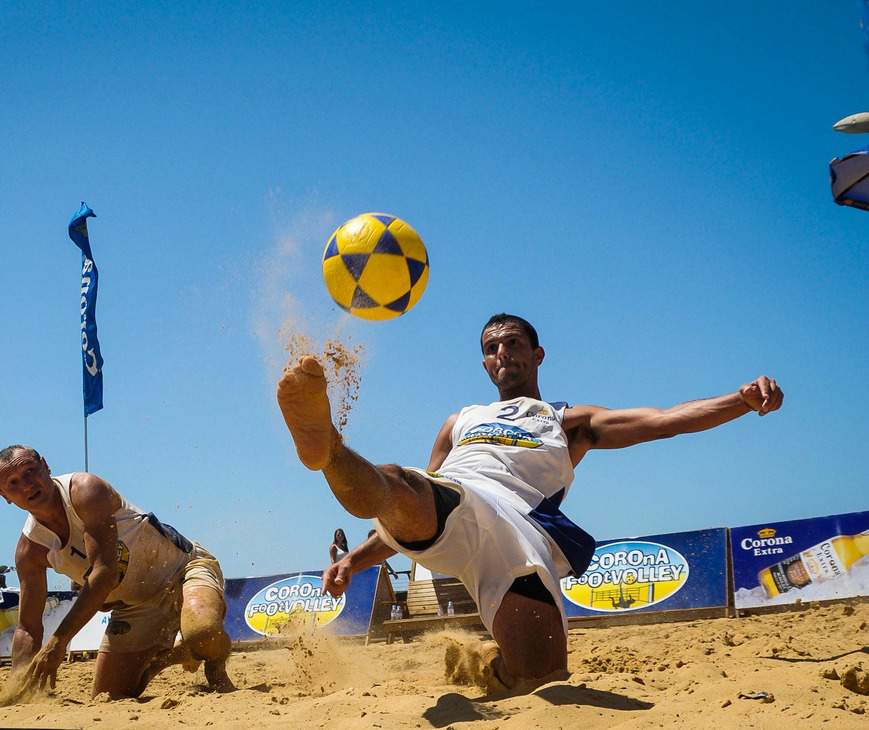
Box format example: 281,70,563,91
757,528,776,539
0,606,16,633
245,575,345,636
561,541,690,612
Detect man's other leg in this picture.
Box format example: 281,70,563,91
179,584,233,691
93,649,159,698
490,579,567,686
277,357,438,543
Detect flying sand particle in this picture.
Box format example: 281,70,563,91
282,329,363,431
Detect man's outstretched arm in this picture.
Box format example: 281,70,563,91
564,376,783,450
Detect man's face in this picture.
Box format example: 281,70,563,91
481,322,544,391
0,451,53,511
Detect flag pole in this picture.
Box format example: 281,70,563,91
84,414,89,472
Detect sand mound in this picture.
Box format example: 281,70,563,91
0,601,866,728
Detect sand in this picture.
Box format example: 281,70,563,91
0,601,866,729
281,332,363,431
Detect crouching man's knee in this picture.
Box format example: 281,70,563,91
184,623,231,662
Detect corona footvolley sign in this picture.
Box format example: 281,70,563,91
223,567,381,641
245,574,345,636
560,528,728,617
562,540,690,612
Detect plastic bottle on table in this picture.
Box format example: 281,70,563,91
446,600,455,616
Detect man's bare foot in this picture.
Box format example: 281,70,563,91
204,659,235,693
276,356,339,470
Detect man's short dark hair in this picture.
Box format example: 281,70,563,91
480,314,540,351
0,445,40,466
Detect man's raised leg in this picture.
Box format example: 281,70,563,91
277,356,438,543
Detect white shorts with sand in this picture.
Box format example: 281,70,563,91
100,543,224,654
374,469,570,633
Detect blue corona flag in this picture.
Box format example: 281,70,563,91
68,203,104,416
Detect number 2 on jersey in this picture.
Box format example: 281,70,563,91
496,404,522,421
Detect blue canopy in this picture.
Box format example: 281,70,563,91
830,146,869,210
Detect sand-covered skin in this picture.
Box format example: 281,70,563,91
282,331,363,430
0,601,866,729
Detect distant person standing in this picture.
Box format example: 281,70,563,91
329,528,349,564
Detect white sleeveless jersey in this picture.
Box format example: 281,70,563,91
22,474,193,607
436,397,574,509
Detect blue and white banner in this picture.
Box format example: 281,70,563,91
67,202,104,416
223,567,381,641
0,591,82,658
560,528,729,616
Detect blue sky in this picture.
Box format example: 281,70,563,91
2,2,867,586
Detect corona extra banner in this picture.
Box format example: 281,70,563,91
223,567,381,642
731,510,869,609
560,528,728,616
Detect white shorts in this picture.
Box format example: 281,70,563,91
374,470,572,634
101,543,225,654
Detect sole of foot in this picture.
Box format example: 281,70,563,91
276,356,337,471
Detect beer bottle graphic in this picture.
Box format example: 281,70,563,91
759,531,869,597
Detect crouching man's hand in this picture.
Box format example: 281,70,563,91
25,635,65,691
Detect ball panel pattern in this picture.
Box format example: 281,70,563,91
322,254,357,309
358,252,412,304
322,212,429,320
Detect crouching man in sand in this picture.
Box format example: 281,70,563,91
277,314,783,691
0,445,233,698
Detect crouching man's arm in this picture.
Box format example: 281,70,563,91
26,474,121,689
11,535,50,674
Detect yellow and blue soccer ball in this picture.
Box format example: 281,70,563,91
322,212,429,321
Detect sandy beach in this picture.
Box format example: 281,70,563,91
0,600,866,729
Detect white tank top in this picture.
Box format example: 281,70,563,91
22,474,192,607
436,397,574,509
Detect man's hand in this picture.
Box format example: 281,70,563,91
739,376,784,416
323,558,353,597
23,635,65,691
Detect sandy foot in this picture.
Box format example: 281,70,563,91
276,356,337,470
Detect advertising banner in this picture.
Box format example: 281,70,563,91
224,567,381,642
731,510,869,609
560,528,728,617
68,611,111,652
0,591,80,658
